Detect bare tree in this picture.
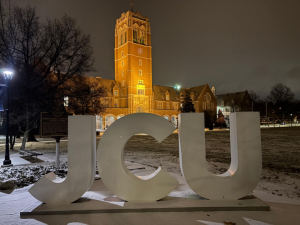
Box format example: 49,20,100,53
0,2,94,150
267,83,295,106
65,76,107,115
267,83,295,116
249,90,260,103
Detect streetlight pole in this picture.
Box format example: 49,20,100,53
2,70,13,167
266,102,269,129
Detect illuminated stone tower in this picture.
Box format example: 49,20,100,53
115,10,153,114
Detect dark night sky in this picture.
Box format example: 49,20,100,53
14,0,300,98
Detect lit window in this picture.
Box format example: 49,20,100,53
137,83,145,95
166,95,169,101
202,102,206,110
137,89,145,95
139,59,142,66
114,99,118,108
157,102,163,109
122,70,124,76
139,70,142,76
166,102,170,109
121,80,125,87
64,96,69,106
114,91,118,96
122,61,124,67
138,80,143,84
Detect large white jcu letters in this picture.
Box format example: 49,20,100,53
97,113,178,202
28,112,262,204
178,112,262,200
29,116,96,204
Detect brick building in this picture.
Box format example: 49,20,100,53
91,10,217,130
216,90,252,124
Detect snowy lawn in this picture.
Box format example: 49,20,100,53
123,127,300,201
0,127,299,201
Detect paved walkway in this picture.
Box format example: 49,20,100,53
1,161,300,225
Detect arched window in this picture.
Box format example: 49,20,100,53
105,116,115,129
125,31,127,43
96,115,103,130
139,26,146,45
133,29,138,43
171,116,177,127
140,30,145,44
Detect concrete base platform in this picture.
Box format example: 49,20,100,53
1,164,14,167
20,180,270,216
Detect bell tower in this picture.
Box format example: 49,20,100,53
114,9,153,114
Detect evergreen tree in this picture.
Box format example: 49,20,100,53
216,109,226,129
179,90,195,113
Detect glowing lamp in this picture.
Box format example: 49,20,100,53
3,70,13,79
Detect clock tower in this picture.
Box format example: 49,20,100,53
115,11,153,114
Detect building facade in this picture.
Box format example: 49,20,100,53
95,10,217,131
216,90,252,124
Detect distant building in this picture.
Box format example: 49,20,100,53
88,10,217,130
216,90,252,123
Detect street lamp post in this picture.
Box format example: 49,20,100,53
2,70,13,167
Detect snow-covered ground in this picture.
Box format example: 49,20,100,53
0,127,300,224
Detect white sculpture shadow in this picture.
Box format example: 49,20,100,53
97,113,178,202
29,116,96,204
178,112,262,200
